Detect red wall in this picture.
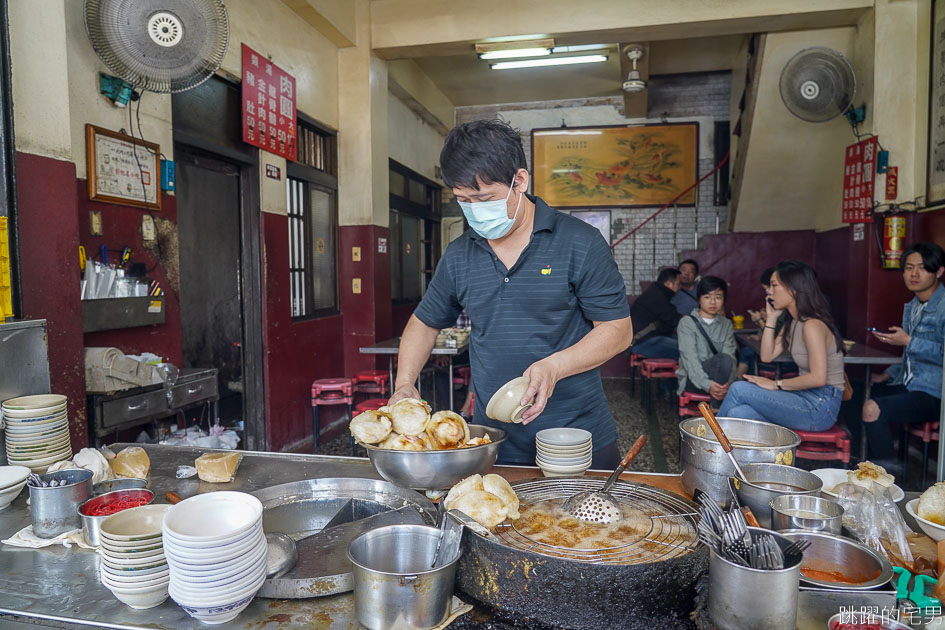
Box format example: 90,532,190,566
15,153,87,448
339,225,392,376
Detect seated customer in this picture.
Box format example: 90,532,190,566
718,260,845,431
630,268,683,359
676,276,737,408
862,242,945,467
671,259,700,315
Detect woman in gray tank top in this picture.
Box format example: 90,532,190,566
718,261,845,431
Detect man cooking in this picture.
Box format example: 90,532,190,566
388,119,633,468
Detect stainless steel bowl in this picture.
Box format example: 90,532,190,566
731,463,822,528
679,417,800,506
782,530,893,590
78,488,154,546
93,477,148,495
826,611,911,629
365,425,506,490
770,494,843,534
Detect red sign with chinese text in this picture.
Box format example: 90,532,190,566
241,44,297,161
841,136,877,223
885,166,898,201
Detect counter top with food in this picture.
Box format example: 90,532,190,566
0,443,685,630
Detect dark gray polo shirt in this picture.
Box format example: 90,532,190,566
414,195,629,464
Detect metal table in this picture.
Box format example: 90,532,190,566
359,337,469,409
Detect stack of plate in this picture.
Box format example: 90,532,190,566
3,395,72,473
163,491,267,624
0,465,30,510
99,504,172,610
535,428,593,477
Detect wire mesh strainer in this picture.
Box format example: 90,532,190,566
563,435,647,523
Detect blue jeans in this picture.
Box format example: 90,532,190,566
718,381,842,431
632,335,679,360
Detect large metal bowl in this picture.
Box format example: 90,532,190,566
731,463,822,528
770,494,843,535
781,530,893,590
364,425,506,490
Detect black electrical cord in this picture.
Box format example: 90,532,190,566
126,91,166,274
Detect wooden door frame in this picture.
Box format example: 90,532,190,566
172,141,266,452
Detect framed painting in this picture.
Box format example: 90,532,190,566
86,124,162,210
928,0,945,206
532,122,698,208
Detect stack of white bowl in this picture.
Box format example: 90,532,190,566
3,394,72,473
535,428,593,477
99,504,172,610
0,465,30,510
163,491,267,624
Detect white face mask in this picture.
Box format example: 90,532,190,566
458,178,522,240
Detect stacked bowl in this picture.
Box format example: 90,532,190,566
99,504,172,609
535,428,593,477
0,465,30,510
163,491,267,624
3,395,72,473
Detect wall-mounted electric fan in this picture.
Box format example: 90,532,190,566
779,47,856,123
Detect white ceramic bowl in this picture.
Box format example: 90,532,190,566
166,540,267,578
539,468,586,478
907,499,945,542
485,377,533,423
169,572,265,623
535,428,592,447
2,394,67,411
101,563,169,581
170,563,266,598
102,568,169,587
170,556,265,590
104,546,166,562
105,582,169,610
100,504,171,541
0,480,27,510
0,465,30,489
162,520,263,551
7,449,72,466
3,408,67,422
102,555,168,572
812,468,905,502
4,416,68,429
163,529,264,565
101,537,164,552
537,444,593,458
536,460,591,475
536,455,593,468
162,491,262,543
536,441,592,455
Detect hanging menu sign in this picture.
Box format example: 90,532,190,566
241,44,297,161
841,136,877,224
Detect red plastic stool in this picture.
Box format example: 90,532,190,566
795,424,851,465
640,358,679,415
452,366,471,387
355,398,388,414
311,378,354,452
353,371,390,396
906,421,939,488
678,391,712,417
629,353,645,397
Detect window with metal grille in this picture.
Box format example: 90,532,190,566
389,160,441,303
287,117,338,319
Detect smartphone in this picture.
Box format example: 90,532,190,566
865,327,878,332
766,298,775,307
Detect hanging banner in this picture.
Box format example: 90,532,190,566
241,44,297,161
841,136,877,224
885,166,898,201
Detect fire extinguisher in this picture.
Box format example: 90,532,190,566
874,211,908,269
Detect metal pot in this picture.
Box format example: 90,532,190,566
770,494,843,535
679,417,801,505
347,524,460,630
78,488,155,546
781,530,893,590
731,463,822,528
28,469,93,538
707,527,801,630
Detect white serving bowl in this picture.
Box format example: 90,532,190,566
0,480,28,510
102,555,168,572
539,468,586,478
4,415,67,429
101,504,171,541
170,556,264,590
3,408,67,422
102,569,169,588
104,546,165,562
907,499,945,542
812,468,905,502
8,449,72,467
2,394,67,411
104,582,169,610
536,441,593,456
101,563,169,581
0,465,30,490
162,491,262,543
170,563,266,598
535,428,592,447
536,459,591,474
164,530,264,566
166,540,267,578
536,452,593,466
169,573,265,624
101,537,164,552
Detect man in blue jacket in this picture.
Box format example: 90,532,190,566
863,242,945,468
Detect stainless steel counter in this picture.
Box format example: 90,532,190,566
0,444,391,629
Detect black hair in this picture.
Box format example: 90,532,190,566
773,260,845,354
760,266,776,287
697,276,728,301
657,268,681,285
679,259,699,274
901,242,945,273
439,119,527,190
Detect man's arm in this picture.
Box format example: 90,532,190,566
389,315,440,405
520,316,633,423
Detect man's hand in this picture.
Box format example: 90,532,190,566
871,371,892,385
872,326,910,347
709,382,728,399
519,356,565,424
748,309,764,326
743,374,777,390
388,384,421,407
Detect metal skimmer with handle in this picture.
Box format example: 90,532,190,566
563,435,648,523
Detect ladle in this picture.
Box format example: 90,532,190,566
698,402,748,482
563,434,648,524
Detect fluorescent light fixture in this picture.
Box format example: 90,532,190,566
551,44,610,54
479,47,551,60
490,55,608,70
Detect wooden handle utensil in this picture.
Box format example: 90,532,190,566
698,402,748,481
165,491,183,504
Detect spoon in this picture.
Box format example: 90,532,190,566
563,434,648,523
698,402,748,481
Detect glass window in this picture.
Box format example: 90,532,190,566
389,161,441,304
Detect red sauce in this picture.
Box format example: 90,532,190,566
801,565,881,585
830,623,891,630
82,496,150,516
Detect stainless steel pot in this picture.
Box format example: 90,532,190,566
707,527,801,630
679,417,800,505
781,530,893,590
770,494,843,535
348,524,460,630
731,463,822,528
28,469,93,538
